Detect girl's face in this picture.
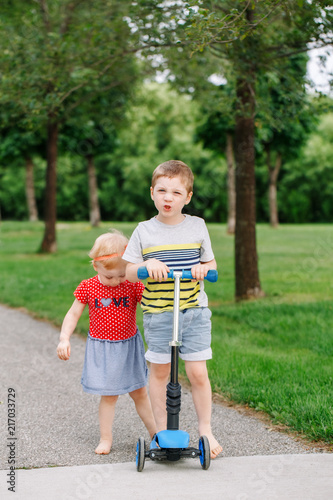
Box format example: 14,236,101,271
93,261,127,287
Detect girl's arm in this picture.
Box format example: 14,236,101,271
125,262,142,282
57,299,86,361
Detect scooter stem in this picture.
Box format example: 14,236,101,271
170,272,182,348
167,271,183,430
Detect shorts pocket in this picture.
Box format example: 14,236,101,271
202,307,212,321
143,313,153,343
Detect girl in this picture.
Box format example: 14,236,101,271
57,230,156,454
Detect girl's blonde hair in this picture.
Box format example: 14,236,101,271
89,230,128,270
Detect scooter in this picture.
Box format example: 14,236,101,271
135,267,218,471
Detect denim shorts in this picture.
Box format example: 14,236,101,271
143,307,212,364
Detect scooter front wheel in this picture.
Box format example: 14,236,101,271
136,437,145,472
199,435,211,470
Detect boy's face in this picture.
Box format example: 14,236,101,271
150,175,192,224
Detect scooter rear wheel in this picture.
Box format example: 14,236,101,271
199,435,211,470
136,437,145,472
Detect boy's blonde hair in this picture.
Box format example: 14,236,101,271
151,160,194,194
89,230,128,270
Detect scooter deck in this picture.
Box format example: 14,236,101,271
150,430,189,449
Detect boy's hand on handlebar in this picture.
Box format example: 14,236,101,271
191,263,211,281
146,259,170,282
57,339,71,361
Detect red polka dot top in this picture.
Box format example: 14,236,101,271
74,276,145,341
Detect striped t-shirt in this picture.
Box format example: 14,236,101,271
123,215,215,314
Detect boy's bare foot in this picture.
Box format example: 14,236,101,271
95,438,112,455
211,443,223,459
206,434,223,459
199,425,223,459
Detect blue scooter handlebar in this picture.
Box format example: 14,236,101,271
137,266,218,282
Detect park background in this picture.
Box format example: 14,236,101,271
0,1,332,449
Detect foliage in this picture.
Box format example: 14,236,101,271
276,112,333,223
0,116,45,164
0,0,187,250
2,85,333,223
1,2,333,225
255,53,314,152
96,82,227,222
167,1,333,232
183,1,333,54
0,1,157,123
0,82,226,222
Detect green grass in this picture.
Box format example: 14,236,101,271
1,221,332,444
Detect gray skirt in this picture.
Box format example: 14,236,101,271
81,328,148,396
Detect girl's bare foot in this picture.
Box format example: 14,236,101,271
95,438,112,455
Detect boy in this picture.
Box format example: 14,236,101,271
123,160,222,458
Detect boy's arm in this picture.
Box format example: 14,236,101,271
57,299,86,360
125,259,170,283
123,225,169,282
191,258,217,281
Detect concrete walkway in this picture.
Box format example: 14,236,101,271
1,454,333,500
0,304,332,499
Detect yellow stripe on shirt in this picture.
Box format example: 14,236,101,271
142,243,201,256
141,278,200,313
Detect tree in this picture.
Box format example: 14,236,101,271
0,110,45,221
89,81,224,222
59,83,135,226
232,6,262,298
0,0,176,251
175,0,333,299
255,53,315,227
196,106,236,234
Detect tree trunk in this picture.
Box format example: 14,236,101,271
234,78,263,300
40,115,58,253
87,154,101,227
25,157,39,222
226,133,236,234
234,5,263,301
267,148,282,228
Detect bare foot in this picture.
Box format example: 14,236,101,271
206,433,223,459
211,443,223,459
95,439,112,455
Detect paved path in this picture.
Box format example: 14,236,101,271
1,304,331,499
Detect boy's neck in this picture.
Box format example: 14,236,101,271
155,213,186,225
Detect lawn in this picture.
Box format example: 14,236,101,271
0,221,332,444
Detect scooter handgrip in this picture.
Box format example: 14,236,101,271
181,269,218,282
137,267,150,279
206,269,218,282
137,267,218,282
204,269,218,282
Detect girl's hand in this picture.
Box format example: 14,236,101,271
56,299,85,360
57,339,71,361
146,259,170,282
